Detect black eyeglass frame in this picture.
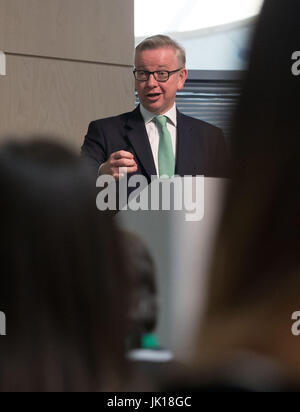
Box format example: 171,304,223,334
133,68,184,82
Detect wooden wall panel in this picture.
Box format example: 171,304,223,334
0,0,134,65
0,54,135,149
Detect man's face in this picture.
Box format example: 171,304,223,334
135,47,187,115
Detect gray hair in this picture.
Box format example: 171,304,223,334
135,34,186,67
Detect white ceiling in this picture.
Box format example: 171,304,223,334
135,0,264,37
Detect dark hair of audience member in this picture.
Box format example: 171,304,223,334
194,0,300,380
119,231,158,351
0,139,131,392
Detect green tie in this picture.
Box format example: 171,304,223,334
156,115,175,178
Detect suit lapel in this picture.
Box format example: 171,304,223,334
125,107,199,178
175,110,196,176
125,106,157,179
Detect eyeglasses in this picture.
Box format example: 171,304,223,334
133,68,183,82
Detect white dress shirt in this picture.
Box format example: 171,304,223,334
140,104,177,175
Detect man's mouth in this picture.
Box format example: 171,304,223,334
146,93,162,99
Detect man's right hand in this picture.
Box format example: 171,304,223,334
99,151,138,180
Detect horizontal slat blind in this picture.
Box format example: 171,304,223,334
176,78,241,140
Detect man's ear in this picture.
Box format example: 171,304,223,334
177,69,188,91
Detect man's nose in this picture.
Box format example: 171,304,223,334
146,73,158,87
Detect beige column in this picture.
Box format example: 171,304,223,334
0,0,135,149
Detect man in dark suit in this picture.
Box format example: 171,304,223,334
82,35,229,187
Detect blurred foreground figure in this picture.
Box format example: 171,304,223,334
0,140,130,392
121,230,183,388
189,0,300,391
123,231,160,353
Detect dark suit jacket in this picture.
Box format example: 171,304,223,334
81,106,230,181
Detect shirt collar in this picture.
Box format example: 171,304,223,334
140,104,177,127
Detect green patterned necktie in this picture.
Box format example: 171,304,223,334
155,115,175,178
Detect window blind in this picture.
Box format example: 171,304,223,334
176,71,243,141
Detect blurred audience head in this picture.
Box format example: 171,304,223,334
119,230,158,351
0,139,131,392
194,0,300,386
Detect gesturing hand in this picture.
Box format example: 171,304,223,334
100,151,138,180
